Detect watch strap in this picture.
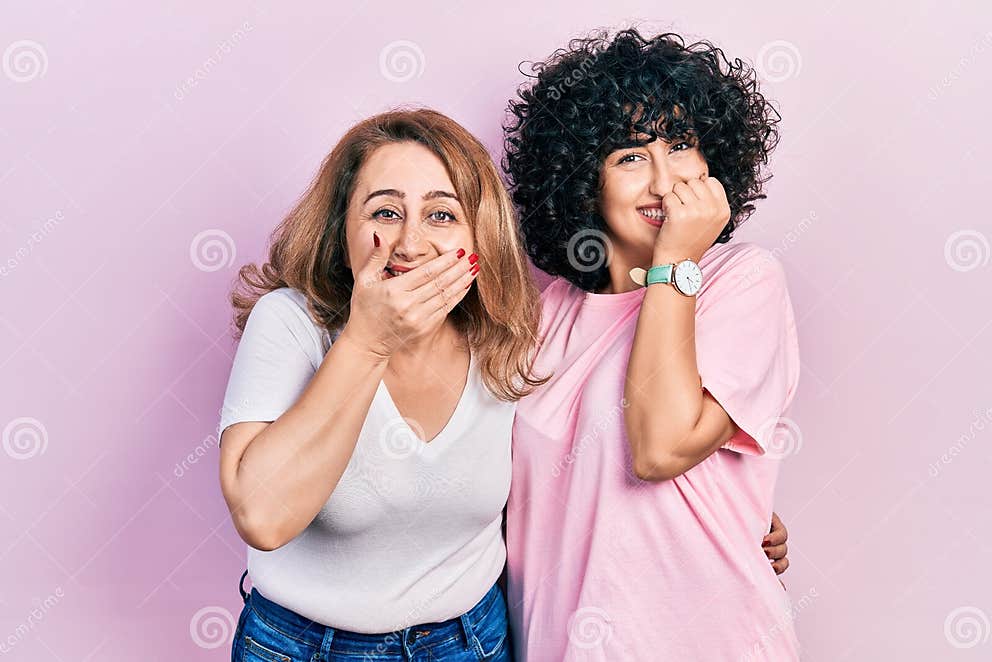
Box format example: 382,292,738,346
645,264,675,286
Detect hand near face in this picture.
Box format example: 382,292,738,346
653,174,731,263
341,236,478,359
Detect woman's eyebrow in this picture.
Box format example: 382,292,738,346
363,189,403,204
423,190,459,202
363,189,459,204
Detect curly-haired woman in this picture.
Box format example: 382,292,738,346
503,29,802,660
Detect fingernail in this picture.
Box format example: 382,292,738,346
471,264,480,275
468,253,478,265
373,232,380,248
456,248,465,259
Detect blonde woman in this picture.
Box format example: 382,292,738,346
217,109,544,661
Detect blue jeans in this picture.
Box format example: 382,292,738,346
232,569,513,661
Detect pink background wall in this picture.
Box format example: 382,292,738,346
2,1,990,659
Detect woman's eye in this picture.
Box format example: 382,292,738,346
618,153,643,164
428,210,456,222
372,208,401,220
671,141,695,153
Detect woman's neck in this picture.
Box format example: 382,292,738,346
598,245,651,294
386,319,465,376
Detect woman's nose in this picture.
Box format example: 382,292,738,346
648,161,676,198
392,219,427,259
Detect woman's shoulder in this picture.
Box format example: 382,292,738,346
252,287,312,327
257,285,307,310
699,241,785,290
252,287,335,358
539,275,583,304
694,241,793,323
700,240,775,271
536,275,585,321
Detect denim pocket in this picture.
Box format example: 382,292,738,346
472,592,510,660
476,630,508,660
243,635,292,662
239,607,310,662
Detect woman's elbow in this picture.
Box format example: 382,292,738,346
631,446,684,482
231,506,289,552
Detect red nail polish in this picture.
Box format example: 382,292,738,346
471,264,480,275
456,248,466,259
468,253,478,265
373,232,380,248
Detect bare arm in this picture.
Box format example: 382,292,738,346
624,176,739,481
624,267,739,481
219,240,476,551
219,332,388,551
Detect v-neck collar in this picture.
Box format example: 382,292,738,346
377,351,477,451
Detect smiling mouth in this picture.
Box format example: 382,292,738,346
384,264,414,278
637,207,666,226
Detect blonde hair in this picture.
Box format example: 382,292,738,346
229,108,550,401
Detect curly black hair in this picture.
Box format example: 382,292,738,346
503,28,782,292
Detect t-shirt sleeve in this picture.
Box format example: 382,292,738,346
695,247,801,456
217,291,321,441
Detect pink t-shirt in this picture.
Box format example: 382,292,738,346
507,241,802,661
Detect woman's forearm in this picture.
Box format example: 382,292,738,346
624,271,705,480
226,327,388,550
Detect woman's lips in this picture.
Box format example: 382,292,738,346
637,207,666,227
384,264,414,278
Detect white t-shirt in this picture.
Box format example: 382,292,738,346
218,287,514,632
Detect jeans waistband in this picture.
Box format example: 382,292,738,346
239,569,503,652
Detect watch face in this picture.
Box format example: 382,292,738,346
673,259,703,295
